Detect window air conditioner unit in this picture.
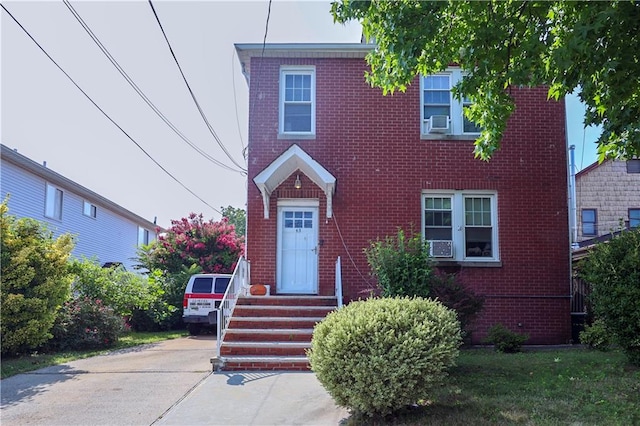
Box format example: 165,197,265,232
429,240,453,258
427,115,450,134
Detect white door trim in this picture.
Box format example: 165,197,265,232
276,199,319,294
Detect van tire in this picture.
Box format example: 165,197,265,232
187,323,202,336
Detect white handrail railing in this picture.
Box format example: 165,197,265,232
216,256,249,359
335,256,343,309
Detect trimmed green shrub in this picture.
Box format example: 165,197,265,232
484,324,528,353
1,201,74,356
308,297,462,417
364,228,435,298
579,319,613,351
47,297,126,351
580,228,640,365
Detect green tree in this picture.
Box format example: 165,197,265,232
579,228,640,365
0,201,74,355
221,205,246,237
332,0,640,160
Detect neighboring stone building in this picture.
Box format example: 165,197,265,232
575,159,640,242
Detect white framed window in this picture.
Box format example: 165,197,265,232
422,191,499,262
138,227,150,246
280,66,315,135
83,201,97,218
421,69,480,136
45,183,63,220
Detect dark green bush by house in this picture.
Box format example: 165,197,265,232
308,297,462,417
47,297,126,351
484,323,528,353
580,228,640,365
579,318,613,351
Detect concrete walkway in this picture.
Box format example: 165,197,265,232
154,371,350,425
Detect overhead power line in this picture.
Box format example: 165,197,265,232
63,0,243,175
2,3,223,216
148,0,247,173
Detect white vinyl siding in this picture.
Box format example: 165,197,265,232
422,191,498,262
280,66,315,135
1,153,156,271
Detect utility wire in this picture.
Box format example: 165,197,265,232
2,3,223,216
148,0,247,173
63,0,243,175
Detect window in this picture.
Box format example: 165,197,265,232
83,201,97,218
45,183,63,220
280,67,315,135
422,191,498,262
627,159,640,173
630,209,640,228
421,69,480,136
582,209,597,236
138,227,150,246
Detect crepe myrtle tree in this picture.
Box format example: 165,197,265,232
138,212,245,276
331,0,640,161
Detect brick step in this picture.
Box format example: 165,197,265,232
228,317,326,329
232,305,335,318
220,341,310,356
224,328,314,342
216,356,310,371
237,295,337,307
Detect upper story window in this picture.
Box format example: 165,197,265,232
422,191,498,262
280,66,315,136
421,69,480,137
83,201,97,218
138,227,150,246
45,183,63,220
627,159,640,173
582,209,597,236
629,209,640,228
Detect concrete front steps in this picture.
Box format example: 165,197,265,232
215,295,337,371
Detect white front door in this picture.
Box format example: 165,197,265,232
277,206,318,294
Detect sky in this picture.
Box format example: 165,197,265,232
1,1,599,229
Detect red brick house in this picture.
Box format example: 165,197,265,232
234,42,571,346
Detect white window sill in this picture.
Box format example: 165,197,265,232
278,133,316,140
433,260,502,268
421,134,479,141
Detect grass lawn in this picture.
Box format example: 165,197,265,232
0,330,188,379
345,348,640,425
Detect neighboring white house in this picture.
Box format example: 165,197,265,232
1,144,158,270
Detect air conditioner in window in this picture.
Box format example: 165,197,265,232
429,240,453,258
427,115,450,133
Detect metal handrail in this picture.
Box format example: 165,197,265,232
335,256,343,309
216,256,249,359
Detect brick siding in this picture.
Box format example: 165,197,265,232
245,56,571,344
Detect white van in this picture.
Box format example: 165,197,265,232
182,273,232,335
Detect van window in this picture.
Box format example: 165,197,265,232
214,277,231,294
191,277,213,293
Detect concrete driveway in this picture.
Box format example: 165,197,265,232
1,335,216,426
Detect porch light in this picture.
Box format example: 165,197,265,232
294,174,302,189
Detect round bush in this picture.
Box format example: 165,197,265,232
308,297,462,417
